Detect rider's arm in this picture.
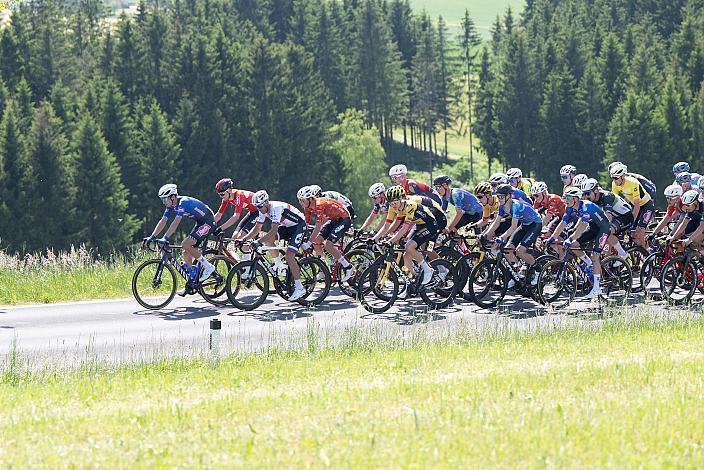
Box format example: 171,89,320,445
482,215,501,238
447,209,465,232
652,214,671,236
360,210,377,231
310,219,324,242
501,218,520,241
375,218,402,240
219,211,242,231
631,195,642,220
389,222,412,243
549,220,567,239
541,212,554,227
259,222,280,244
163,216,182,238
242,222,263,241
568,221,588,241
150,216,169,238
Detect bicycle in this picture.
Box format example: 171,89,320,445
132,240,226,310
658,246,704,305
356,242,458,314
225,241,331,310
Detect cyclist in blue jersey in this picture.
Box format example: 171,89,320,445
673,162,702,187
145,184,217,286
676,172,700,194
489,173,532,204
432,175,483,233
488,185,542,286
545,187,611,299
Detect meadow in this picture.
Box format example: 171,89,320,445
408,0,524,36
2,314,704,467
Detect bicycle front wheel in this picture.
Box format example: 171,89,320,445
600,255,632,302
537,259,577,309
357,258,399,313
337,249,374,298
199,254,233,306
660,256,698,305
419,258,459,309
132,259,177,310
468,259,508,309
226,261,269,311
296,257,331,307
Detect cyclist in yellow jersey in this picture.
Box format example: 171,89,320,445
560,165,578,192
609,163,654,248
507,168,534,194
474,183,498,230
384,185,439,285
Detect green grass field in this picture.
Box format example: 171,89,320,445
3,315,704,467
408,0,524,37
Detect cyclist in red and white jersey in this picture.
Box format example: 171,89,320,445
213,178,259,238
388,164,442,205
360,183,388,234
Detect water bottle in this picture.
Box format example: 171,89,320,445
190,263,200,281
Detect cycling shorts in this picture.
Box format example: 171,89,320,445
576,224,610,254
635,200,655,228
410,220,439,247
320,217,351,243
510,222,542,248
456,212,481,230
277,222,307,253
189,221,214,247
611,212,634,235
234,211,259,234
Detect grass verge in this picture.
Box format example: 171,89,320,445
2,315,704,467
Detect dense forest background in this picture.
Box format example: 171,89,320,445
1,0,704,253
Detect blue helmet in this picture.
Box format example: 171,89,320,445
673,162,690,174
676,172,692,184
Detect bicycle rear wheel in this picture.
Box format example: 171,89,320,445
599,255,632,302
296,257,331,307
660,256,698,305
468,259,509,309
627,246,648,293
640,252,664,297
537,259,577,309
337,249,375,298
419,258,459,309
132,259,177,310
199,254,233,306
357,258,399,313
226,261,269,310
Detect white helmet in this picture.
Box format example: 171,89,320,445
664,184,683,198
682,189,699,205
489,172,509,184
389,164,408,177
607,161,624,173
560,165,576,176
252,190,270,207
581,178,599,191
572,174,588,187
609,163,628,178
309,184,322,196
506,168,522,179
530,181,548,195
368,183,386,197
297,186,315,200
563,186,583,199
158,183,178,198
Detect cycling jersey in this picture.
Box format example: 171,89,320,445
512,188,532,204
562,200,609,227
386,199,436,225
371,197,388,216
256,201,305,227
666,199,684,219
442,188,483,215
304,197,350,224
482,195,500,219
593,190,632,216
322,191,352,209
533,194,565,217
163,196,215,223
517,178,534,195
612,175,652,206
402,179,442,205
498,199,542,225
216,189,258,216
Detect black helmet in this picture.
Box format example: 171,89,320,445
495,184,513,196
433,175,452,186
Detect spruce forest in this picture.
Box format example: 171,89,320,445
1,0,704,254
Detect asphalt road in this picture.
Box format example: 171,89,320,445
0,289,662,370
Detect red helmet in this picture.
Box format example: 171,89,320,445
215,178,234,194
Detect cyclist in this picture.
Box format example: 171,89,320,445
489,184,542,286
609,161,658,203
384,185,439,285
145,184,217,286
530,181,565,230
475,182,500,231
610,163,654,249
673,162,702,187
489,173,532,204
433,175,483,233
650,184,684,241
560,165,578,191
507,168,534,194
241,190,307,301
581,178,632,259
359,183,388,234
676,172,700,194
388,164,442,205
309,185,356,220
297,186,355,282
572,174,588,189
546,187,612,300
666,190,704,249
213,178,259,238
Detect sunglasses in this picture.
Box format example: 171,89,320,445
497,194,509,200
560,175,570,180
218,191,228,197
509,177,518,183
161,197,169,203
564,195,577,201
611,176,622,181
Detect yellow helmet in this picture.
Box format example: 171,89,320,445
386,185,406,202
474,182,492,194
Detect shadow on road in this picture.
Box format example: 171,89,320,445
133,306,222,321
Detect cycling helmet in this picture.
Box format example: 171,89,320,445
474,182,492,194
609,163,628,178
389,164,408,177
682,189,699,205
563,187,583,199
309,184,322,196
607,161,623,173
572,174,588,187
252,190,269,207
664,184,683,198
433,174,452,186
215,178,234,194
506,168,522,179
676,172,692,184
297,186,315,200
386,185,406,202
581,178,599,191
158,183,178,198
368,183,386,198
530,181,548,195
489,172,509,184
560,165,576,176
673,161,690,174
494,184,513,196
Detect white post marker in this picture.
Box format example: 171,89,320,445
209,318,221,363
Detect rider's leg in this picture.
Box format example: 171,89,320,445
182,237,198,266
516,245,535,264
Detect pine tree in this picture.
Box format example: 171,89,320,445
0,28,22,90
411,13,439,168
576,61,608,176
656,78,690,164
490,15,502,57
458,10,482,175
24,103,75,251
71,115,138,251
474,46,499,175
114,15,143,102
0,79,8,119
436,16,452,160
599,33,626,116
311,2,346,112
691,82,704,166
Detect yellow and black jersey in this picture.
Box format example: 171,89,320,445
386,199,436,225
482,195,500,219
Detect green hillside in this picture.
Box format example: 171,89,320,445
408,0,524,37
